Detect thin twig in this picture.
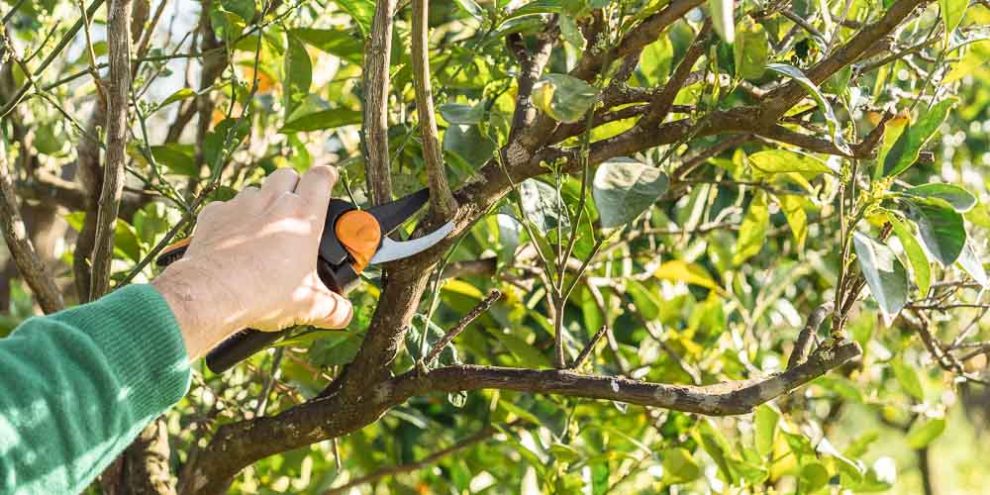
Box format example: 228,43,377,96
424,289,502,367
570,325,610,370
787,302,835,369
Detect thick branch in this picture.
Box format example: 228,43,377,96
89,0,132,298
0,142,64,313
362,0,397,205
403,341,861,416
411,0,455,217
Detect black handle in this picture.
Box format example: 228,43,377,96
202,262,360,374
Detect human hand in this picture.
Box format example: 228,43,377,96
152,166,353,359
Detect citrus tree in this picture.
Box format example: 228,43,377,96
0,0,988,492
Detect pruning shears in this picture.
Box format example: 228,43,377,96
156,188,454,374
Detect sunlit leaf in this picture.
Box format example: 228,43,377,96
749,149,834,176
853,232,908,320
283,34,312,120
733,191,769,266
654,260,722,292
902,197,967,266
883,99,956,177
940,0,967,42
906,418,946,448
892,356,924,400
889,215,931,295
754,405,780,457
281,108,362,133
957,241,989,289
734,18,767,80
662,448,701,484
592,158,669,228
903,183,976,212
531,73,598,123
709,0,735,43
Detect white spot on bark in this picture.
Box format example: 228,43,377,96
12,220,25,240
610,380,620,393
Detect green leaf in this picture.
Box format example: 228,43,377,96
749,149,834,176
853,232,908,320
734,18,768,80
440,103,485,125
283,34,312,121
150,144,198,176
221,0,255,21
291,28,363,63
906,417,946,448
281,108,362,133
662,448,701,484
957,241,989,289
903,183,976,212
892,356,924,400
493,330,551,368
697,419,735,484
592,158,669,229
640,36,674,84
800,462,830,493
733,191,769,266
883,99,956,177
444,124,495,168
940,0,967,42
754,405,780,457
331,0,375,36
903,197,967,266
282,35,313,123
767,63,849,153
113,220,141,262
157,88,197,109
519,179,569,232
778,194,808,249
453,0,484,19
709,0,735,43
531,74,598,123
889,215,931,295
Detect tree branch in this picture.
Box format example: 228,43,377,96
89,0,132,299
401,340,861,416
411,0,455,217
0,142,64,313
362,0,397,205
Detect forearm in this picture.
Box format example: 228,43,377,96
0,285,190,494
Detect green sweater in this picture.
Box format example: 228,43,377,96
0,285,191,494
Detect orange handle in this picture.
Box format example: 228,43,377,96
334,209,381,273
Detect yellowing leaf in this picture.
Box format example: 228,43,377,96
442,279,485,299
733,191,769,266
777,195,808,250
654,260,723,292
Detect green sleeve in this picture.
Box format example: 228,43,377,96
0,284,191,495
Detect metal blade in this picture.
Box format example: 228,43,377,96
369,221,455,264
367,188,430,235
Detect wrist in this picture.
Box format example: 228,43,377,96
152,260,241,359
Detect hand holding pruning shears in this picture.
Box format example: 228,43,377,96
153,166,453,373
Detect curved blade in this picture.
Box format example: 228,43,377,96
369,221,455,265
367,188,430,235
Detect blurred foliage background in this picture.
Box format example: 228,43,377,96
0,0,989,492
